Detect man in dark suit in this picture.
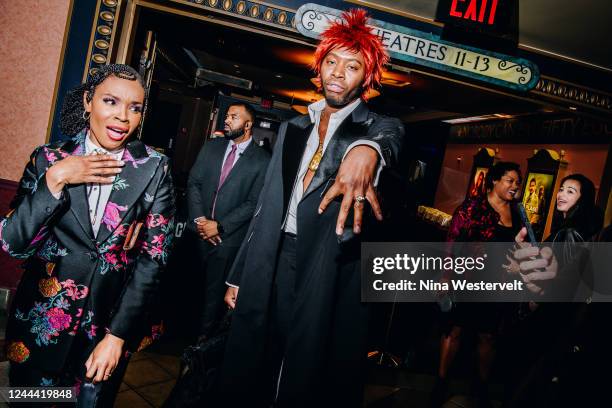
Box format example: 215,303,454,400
218,9,404,406
187,102,270,336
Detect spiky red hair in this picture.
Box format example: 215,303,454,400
312,9,388,99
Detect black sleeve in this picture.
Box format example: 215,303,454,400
0,147,69,259
186,144,209,229
367,117,405,170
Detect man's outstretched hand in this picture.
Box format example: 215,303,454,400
318,145,382,235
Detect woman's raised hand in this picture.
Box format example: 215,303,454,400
46,154,124,194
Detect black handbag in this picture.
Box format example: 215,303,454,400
162,311,232,408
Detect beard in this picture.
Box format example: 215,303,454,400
322,84,363,108
223,126,245,140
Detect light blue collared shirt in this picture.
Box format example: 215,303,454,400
221,136,252,169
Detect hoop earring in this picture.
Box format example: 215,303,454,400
82,111,90,121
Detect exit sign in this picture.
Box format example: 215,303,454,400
436,0,518,51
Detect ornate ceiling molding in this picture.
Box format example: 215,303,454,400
533,76,611,113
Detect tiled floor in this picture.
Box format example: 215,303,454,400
115,351,180,407
364,368,502,408
0,350,500,407
0,350,179,407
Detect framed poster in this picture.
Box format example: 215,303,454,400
465,147,495,199
523,149,563,241
522,172,555,238
468,167,489,198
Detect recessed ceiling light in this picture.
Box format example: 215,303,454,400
236,70,241,74
569,106,577,111
233,64,240,68
275,74,282,78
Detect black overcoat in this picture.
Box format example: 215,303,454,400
219,103,404,406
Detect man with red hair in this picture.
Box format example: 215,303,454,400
218,9,404,406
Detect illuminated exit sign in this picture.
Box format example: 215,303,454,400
445,0,501,25
436,0,518,47
296,3,538,92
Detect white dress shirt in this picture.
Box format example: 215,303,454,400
50,133,124,236
282,98,384,234
84,134,124,236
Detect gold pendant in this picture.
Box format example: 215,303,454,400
308,150,323,171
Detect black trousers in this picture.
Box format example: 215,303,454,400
266,233,298,403
270,233,297,354
197,240,240,335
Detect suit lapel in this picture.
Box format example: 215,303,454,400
95,140,159,243
282,118,312,212
68,185,95,240
60,133,96,241
302,103,370,199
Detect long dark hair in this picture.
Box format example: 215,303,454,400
551,174,602,240
59,64,144,136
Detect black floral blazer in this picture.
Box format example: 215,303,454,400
0,131,175,371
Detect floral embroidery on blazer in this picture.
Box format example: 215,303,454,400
1,131,175,371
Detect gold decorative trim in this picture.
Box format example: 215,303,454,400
83,0,125,82
97,25,112,35
82,0,104,82
46,0,75,143
264,7,273,22
173,0,297,31
100,10,115,21
533,76,612,112
112,0,310,66
94,39,109,49
248,0,293,13
236,1,246,14
92,53,107,64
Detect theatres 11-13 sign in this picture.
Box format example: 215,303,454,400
295,3,539,92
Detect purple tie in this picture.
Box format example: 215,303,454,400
219,144,237,187
212,144,237,217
